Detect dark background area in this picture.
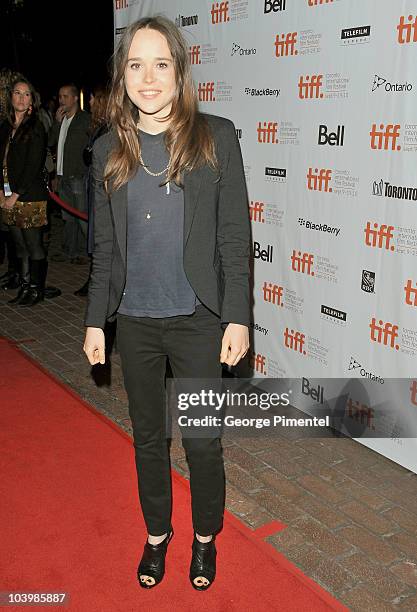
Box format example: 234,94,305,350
1,0,114,103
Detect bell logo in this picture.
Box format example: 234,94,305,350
307,168,332,192
318,125,345,146
115,0,127,8
211,1,230,24
370,124,401,151
308,0,333,5
404,279,417,306
364,222,395,251
275,33,298,57
254,241,273,263
263,282,283,306
257,122,278,144
397,15,417,44
298,75,323,99
284,328,306,354
189,46,201,65
291,251,314,275
249,201,265,223
369,317,399,350
198,82,215,102
250,352,267,374
410,381,417,406
347,398,375,429
302,378,324,403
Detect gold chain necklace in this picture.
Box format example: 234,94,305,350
136,121,171,217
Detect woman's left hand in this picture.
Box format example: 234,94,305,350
220,323,249,366
2,195,18,209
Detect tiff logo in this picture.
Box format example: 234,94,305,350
263,282,283,306
308,0,333,5
307,168,332,192
198,82,215,102
397,15,417,44
298,75,324,99
249,201,265,223
370,123,401,151
364,222,395,251
211,1,230,24
347,398,375,429
370,317,399,350
189,45,201,65
291,250,314,275
404,279,417,306
250,352,267,374
275,33,298,57
411,381,417,406
115,0,127,8
257,121,278,144
284,328,306,354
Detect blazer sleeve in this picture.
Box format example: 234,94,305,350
216,119,251,327
84,140,113,329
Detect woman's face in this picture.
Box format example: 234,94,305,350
12,82,32,114
124,28,176,121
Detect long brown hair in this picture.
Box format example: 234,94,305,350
6,77,40,140
104,15,217,192
90,85,109,132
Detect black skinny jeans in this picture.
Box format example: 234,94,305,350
116,304,225,537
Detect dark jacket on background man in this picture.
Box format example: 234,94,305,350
0,117,48,201
48,109,91,177
84,113,251,331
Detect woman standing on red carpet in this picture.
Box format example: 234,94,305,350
83,16,250,591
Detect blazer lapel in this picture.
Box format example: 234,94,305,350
110,182,127,264
183,167,203,247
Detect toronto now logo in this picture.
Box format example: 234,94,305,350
397,14,417,44
284,328,306,354
372,75,413,93
189,46,201,65
257,122,279,144
307,168,332,192
370,317,399,351
249,200,265,223
370,123,401,150
298,74,323,99
250,353,267,375
404,279,417,306
348,356,384,384
198,82,215,102
175,14,199,27
372,179,417,202
211,2,230,24
291,250,314,275
361,270,375,293
114,0,127,8
364,222,395,251
263,282,284,306
274,32,298,57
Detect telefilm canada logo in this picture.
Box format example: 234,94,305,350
340,25,371,45
361,270,375,293
265,167,286,183
372,75,413,93
321,305,347,323
372,179,417,202
348,357,384,384
231,42,257,56
175,13,199,27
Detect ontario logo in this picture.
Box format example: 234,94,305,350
231,42,256,56
372,75,413,93
348,356,384,384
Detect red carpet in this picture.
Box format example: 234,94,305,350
0,338,347,611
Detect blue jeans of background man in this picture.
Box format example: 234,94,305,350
57,175,87,259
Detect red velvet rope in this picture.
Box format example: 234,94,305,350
48,189,88,221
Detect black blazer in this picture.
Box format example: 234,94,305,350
84,113,251,329
48,110,91,177
0,117,48,201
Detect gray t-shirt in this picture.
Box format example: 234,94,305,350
118,129,199,317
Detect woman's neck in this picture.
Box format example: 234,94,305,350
14,111,26,129
137,113,170,135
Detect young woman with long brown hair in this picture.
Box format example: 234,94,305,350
83,16,250,591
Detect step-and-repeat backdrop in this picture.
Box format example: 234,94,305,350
114,0,417,472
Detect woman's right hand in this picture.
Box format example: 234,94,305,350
83,327,105,365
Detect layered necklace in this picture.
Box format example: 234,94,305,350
137,121,171,223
